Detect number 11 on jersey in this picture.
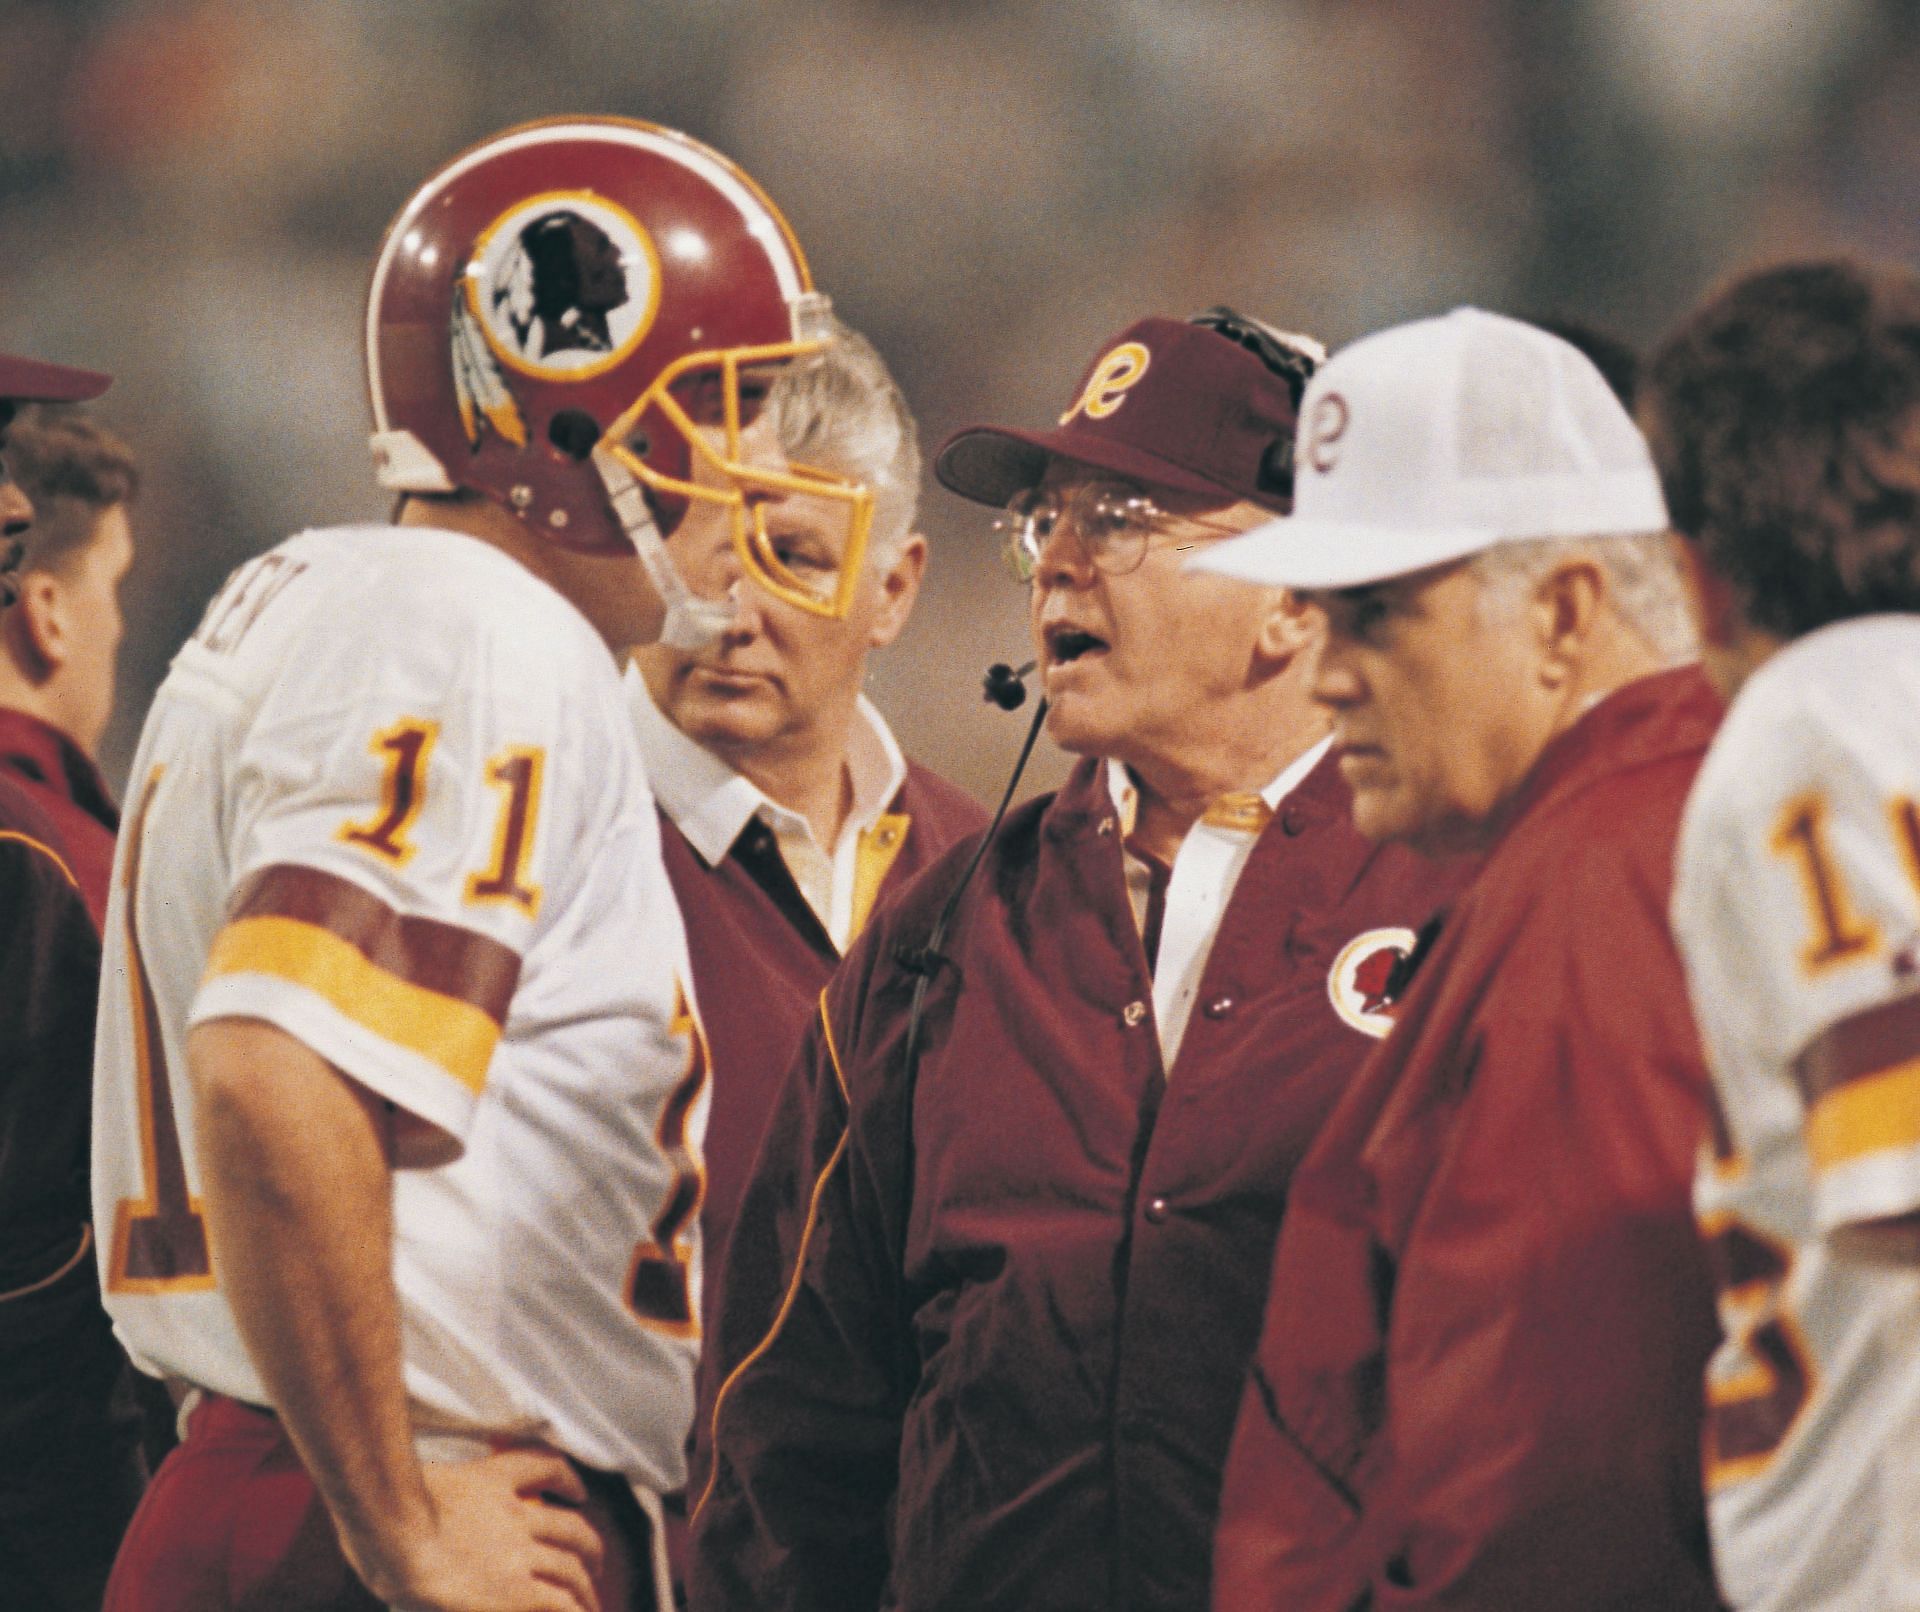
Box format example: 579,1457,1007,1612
107,767,215,1293
627,987,710,1337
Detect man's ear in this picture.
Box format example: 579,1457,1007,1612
1531,556,1606,688
868,533,927,650
11,569,66,676
1254,586,1325,665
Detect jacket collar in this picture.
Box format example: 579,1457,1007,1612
1047,734,1343,845
0,707,117,831
1102,734,1334,839
1486,665,1721,850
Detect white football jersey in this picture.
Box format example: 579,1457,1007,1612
1673,616,1920,1611
92,525,709,1491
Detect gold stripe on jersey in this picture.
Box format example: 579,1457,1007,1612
1794,990,1920,1171
204,916,502,1095
1805,1054,1920,1173
228,864,521,1016
1795,988,1920,1100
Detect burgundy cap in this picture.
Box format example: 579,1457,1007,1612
0,347,111,404
936,316,1302,511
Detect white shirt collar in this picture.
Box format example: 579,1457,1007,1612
1103,733,1335,834
624,663,909,865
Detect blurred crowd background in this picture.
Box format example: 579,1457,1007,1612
2,0,1917,801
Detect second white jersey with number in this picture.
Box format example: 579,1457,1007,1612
1673,616,1920,1611
92,525,709,1491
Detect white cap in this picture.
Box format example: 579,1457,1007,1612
1189,308,1669,590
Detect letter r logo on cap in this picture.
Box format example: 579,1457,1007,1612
1059,341,1151,425
1305,392,1350,474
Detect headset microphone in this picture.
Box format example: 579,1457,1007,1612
983,659,1037,710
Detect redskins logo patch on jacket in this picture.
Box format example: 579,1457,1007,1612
1328,926,1418,1039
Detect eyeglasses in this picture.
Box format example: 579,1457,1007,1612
993,482,1249,583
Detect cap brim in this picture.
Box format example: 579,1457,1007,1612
1187,516,1496,590
0,352,112,404
935,424,1238,508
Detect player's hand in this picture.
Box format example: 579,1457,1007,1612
359,1446,607,1612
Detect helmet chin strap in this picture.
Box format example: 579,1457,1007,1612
595,444,734,651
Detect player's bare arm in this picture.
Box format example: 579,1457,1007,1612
188,1017,605,1612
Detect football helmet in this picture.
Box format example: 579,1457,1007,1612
365,117,872,636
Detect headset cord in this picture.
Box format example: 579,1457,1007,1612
894,690,1049,1104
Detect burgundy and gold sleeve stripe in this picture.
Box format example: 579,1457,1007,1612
202,864,521,1095
1793,990,1920,1173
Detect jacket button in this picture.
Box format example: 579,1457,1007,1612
1097,815,1117,837
1282,806,1306,836
1122,999,1149,1028
1203,995,1235,1019
1144,1197,1169,1224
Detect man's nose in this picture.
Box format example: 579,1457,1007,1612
672,502,745,598
1311,652,1365,710
0,480,32,539
1032,519,1095,587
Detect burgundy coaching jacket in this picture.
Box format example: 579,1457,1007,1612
0,708,119,1294
0,771,102,1286
688,752,1461,1612
0,708,118,926
665,763,986,1320
663,763,985,1483
1212,668,1726,1612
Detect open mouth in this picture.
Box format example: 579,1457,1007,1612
1044,625,1109,665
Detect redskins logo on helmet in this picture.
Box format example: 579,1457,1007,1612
1328,926,1417,1039
365,117,873,634
468,193,661,380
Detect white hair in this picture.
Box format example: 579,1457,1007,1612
765,317,921,569
1471,531,1698,664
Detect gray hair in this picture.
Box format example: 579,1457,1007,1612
1471,531,1698,664
766,317,921,568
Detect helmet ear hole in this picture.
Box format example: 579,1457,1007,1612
548,409,601,460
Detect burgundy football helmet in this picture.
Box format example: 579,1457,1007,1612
365,117,872,632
